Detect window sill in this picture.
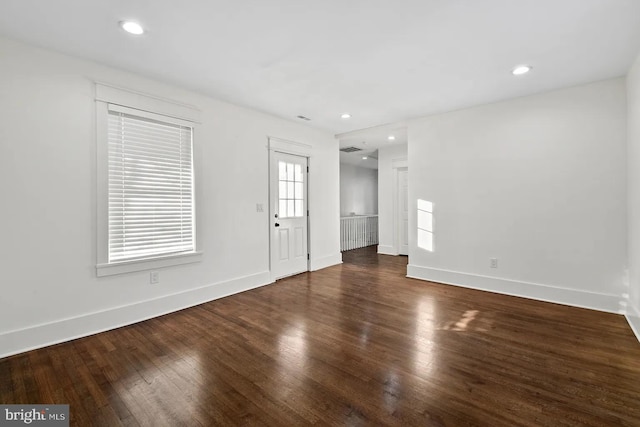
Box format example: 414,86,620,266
96,251,203,277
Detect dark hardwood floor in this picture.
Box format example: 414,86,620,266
2,246,640,426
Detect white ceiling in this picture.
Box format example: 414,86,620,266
340,150,379,170
1,0,639,135
338,123,408,170
338,125,408,151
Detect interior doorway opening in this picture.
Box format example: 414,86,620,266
339,149,379,252
336,127,408,257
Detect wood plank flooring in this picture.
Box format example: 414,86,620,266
2,246,640,426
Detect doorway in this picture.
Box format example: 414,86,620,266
270,150,309,280
397,167,409,255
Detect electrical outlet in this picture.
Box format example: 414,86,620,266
150,271,159,284
490,258,498,268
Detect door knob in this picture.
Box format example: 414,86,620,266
275,223,280,227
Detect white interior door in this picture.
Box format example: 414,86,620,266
398,168,409,255
270,151,309,280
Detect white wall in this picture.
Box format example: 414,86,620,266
627,53,640,337
407,79,627,313
0,36,341,357
377,144,408,255
340,163,378,216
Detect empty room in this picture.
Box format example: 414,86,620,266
2,0,640,426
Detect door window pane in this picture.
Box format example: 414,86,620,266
287,163,294,181
278,160,305,218
279,162,287,180
287,182,294,199
279,181,287,199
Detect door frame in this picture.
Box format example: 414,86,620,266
391,157,408,256
396,167,409,256
267,137,312,281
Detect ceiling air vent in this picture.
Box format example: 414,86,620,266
340,146,362,153
297,115,311,121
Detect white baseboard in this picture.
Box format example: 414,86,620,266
407,264,623,314
0,271,272,359
625,301,640,344
310,252,342,271
377,245,397,256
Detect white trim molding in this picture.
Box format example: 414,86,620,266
95,82,201,123
393,164,408,256
625,300,640,343
310,253,343,271
97,252,203,277
268,136,313,157
0,271,273,359
407,264,623,314
391,157,408,169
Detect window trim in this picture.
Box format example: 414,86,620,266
96,83,202,277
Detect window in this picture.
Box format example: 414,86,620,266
278,161,304,218
108,110,194,262
96,84,202,276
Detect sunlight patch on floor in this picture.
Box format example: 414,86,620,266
439,309,481,331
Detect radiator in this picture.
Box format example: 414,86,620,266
340,215,379,251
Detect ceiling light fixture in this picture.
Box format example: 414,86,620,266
120,21,145,35
341,113,351,119
388,135,396,141
362,156,368,160
512,65,532,76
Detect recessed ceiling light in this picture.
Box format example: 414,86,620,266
362,156,368,160
512,65,532,76
341,113,351,119
120,21,144,35
388,135,396,141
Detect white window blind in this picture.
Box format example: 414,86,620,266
107,110,195,263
